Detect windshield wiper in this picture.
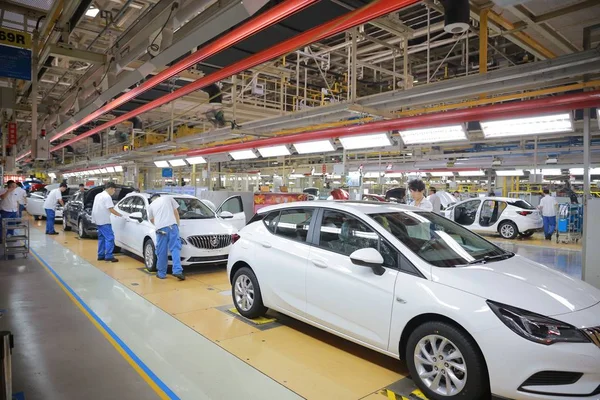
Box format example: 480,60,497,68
460,252,515,266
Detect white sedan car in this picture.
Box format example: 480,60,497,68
227,201,600,400
26,184,80,220
444,196,543,239
111,193,237,270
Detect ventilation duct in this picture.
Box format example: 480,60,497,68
440,0,470,34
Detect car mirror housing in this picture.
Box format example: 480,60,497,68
219,211,234,219
350,248,385,275
129,212,143,222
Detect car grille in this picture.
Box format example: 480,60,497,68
187,255,228,263
521,371,583,387
187,235,231,249
582,326,600,348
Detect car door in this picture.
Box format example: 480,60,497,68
125,196,152,256
113,197,134,248
216,195,246,230
305,209,397,350
70,192,85,228
254,208,314,318
453,199,481,229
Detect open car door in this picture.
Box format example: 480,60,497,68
216,195,246,230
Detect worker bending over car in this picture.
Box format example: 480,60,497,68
147,196,185,281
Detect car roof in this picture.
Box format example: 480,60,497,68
456,196,522,203
125,192,197,199
256,200,422,215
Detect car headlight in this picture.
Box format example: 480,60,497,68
487,300,590,345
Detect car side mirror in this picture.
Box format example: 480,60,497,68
129,212,143,222
350,248,385,276
219,211,234,219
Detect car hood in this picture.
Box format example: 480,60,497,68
179,218,236,236
434,255,600,316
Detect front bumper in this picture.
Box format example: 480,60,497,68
476,303,600,399
176,244,231,265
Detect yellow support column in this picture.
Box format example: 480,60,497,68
479,8,489,99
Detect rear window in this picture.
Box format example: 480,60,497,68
510,200,535,210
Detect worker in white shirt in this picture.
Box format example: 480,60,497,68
91,182,122,262
538,189,558,240
0,180,20,242
428,187,442,214
408,179,433,211
15,182,27,217
147,195,185,280
43,182,67,235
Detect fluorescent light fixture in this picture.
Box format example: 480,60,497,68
481,113,573,138
168,159,187,167
229,150,257,160
186,156,207,165
99,168,108,174
385,172,404,178
400,125,467,145
429,171,455,177
114,166,123,172
364,172,382,178
339,133,392,150
106,166,115,173
154,161,170,168
93,169,102,174
85,7,100,17
528,168,562,176
495,169,523,176
458,170,486,177
293,140,335,154
257,145,290,157
569,167,600,175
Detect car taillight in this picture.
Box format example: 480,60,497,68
517,211,532,216
231,233,240,244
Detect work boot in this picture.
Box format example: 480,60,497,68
173,273,185,281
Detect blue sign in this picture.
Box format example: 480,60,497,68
0,45,31,81
161,168,173,178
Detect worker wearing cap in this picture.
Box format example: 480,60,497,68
147,195,185,280
92,182,122,262
44,182,67,235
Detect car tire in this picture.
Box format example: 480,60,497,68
498,221,518,239
519,231,534,238
406,321,489,400
232,267,267,319
78,219,88,238
63,216,71,231
144,240,157,272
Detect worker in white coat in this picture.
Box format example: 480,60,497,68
538,188,557,240
43,182,67,235
147,196,185,281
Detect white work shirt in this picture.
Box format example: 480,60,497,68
91,191,115,226
43,188,63,210
428,193,442,214
147,196,179,230
411,197,434,211
539,194,557,217
16,187,27,205
0,188,20,212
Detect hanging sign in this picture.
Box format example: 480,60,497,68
8,122,17,146
0,27,32,81
0,27,32,49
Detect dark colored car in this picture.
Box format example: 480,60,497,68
385,187,407,203
63,184,136,238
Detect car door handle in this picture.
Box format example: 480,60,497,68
311,259,328,268
260,241,272,248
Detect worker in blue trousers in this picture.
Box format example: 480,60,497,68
538,188,557,240
147,195,185,280
91,182,122,262
43,182,67,235
0,180,20,242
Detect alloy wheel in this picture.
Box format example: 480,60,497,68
234,274,255,312
144,242,154,269
63,217,67,230
78,220,84,237
413,334,467,397
500,224,515,238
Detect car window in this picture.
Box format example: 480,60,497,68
369,211,508,268
454,199,481,226
511,199,535,210
318,210,379,256
273,209,313,243
174,197,214,219
118,197,134,213
130,196,147,218
262,212,280,234
221,197,243,214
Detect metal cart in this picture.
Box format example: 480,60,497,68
556,203,583,244
2,217,30,260
1,331,14,400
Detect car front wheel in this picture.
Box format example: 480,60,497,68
78,219,88,238
232,267,267,319
63,216,71,231
406,321,488,400
144,240,157,272
498,221,518,239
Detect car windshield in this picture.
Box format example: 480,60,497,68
368,211,511,268
173,197,215,219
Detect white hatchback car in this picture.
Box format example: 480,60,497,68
227,201,600,400
111,193,237,270
444,196,543,239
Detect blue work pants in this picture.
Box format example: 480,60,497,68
97,224,115,260
156,224,183,278
543,216,556,237
45,208,56,234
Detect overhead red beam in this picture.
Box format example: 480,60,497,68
178,91,600,157
50,0,421,153
47,0,320,144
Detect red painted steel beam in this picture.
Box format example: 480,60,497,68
50,0,421,153
47,0,320,144
178,91,600,157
